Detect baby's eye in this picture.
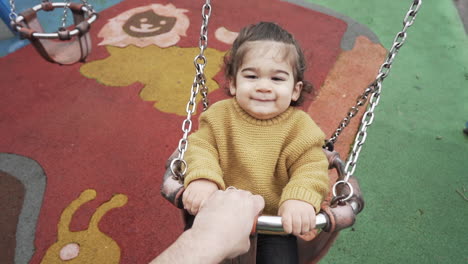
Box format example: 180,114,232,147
245,75,257,79
272,77,285,81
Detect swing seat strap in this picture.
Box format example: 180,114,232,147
16,2,92,65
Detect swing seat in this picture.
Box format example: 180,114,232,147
12,2,98,65
161,148,364,263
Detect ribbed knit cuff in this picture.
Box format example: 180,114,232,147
183,170,226,190
280,187,323,213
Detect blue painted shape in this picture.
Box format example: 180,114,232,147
0,153,47,264
0,0,125,58
0,0,13,30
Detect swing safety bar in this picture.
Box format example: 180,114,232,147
13,2,97,39
256,214,328,233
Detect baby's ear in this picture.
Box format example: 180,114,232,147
229,80,236,96
292,81,303,101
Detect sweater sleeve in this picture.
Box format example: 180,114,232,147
279,116,329,213
183,111,226,190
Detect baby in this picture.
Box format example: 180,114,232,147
182,22,329,263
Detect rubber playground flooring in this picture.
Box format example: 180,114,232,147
0,0,467,263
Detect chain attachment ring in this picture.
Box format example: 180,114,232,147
170,159,187,181
332,180,354,204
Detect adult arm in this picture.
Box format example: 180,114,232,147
150,189,265,264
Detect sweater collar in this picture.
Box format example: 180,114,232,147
230,98,295,126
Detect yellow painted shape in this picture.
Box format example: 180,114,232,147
80,45,225,116
40,189,128,264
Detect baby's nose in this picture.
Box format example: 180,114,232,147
255,79,272,92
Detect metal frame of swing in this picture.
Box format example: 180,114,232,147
7,0,98,64
161,0,422,262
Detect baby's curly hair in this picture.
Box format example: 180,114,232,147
224,22,313,106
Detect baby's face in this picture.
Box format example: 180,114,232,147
230,41,302,120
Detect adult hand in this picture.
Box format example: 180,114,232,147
191,189,265,260
151,188,264,264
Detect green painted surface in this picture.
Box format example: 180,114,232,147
305,0,468,263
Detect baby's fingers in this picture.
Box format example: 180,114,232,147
189,195,203,215
183,190,199,215
301,213,311,235
282,214,293,234
182,189,193,212
309,213,316,230
291,214,302,236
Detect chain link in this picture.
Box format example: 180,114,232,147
331,0,422,202
199,2,211,110
61,0,71,29
8,0,18,22
171,0,212,181
63,0,98,28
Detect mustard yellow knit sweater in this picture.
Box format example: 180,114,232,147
184,99,329,215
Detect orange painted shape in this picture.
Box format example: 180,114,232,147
307,36,387,158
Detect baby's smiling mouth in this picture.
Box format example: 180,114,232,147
251,97,275,102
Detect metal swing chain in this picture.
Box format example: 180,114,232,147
331,0,422,203
61,0,97,28
327,0,422,147
8,0,18,21
61,0,71,28
197,1,211,111
170,0,212,181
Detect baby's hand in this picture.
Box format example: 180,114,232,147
278,200,316,236
183,179,219,215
